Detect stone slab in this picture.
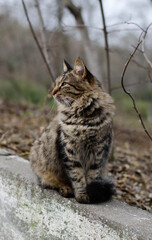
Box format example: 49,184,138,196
0,149,152,240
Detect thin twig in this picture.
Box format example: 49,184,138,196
0,131,10,142
121,37,152,141
98,0,111,94
61,22,104,31
22,0,55,83
34,0,55,79
62,24,143,34
132,59,147,70
147,67,152,83
125,21,145,32
141,23,152,69
108,28,143,34
112,80,150,91
126,22,152,70
131,44,143,54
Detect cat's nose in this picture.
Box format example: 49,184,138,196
52,87,58,96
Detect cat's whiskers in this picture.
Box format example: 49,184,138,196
48,98,56,116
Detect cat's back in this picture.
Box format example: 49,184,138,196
30,115,60,172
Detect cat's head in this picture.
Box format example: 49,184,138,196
52,57,102,106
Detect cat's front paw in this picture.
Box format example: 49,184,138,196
59,186,74,198
76,194,90,204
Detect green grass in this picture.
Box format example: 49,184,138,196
0,78,151,131
119,97,148,119
113,92,152,130
113,91,151,120
0,78,48,105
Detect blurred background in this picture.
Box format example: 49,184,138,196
0,0,152,128
0,0,152,129
0,0,152,212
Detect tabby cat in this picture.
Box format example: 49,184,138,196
30,57,115,204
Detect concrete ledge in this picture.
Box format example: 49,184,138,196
0,148,152,240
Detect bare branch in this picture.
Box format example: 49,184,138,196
61,23,104,31
98,0,111,94
126,22,152,73
147,67,152,83
131,44,143,54
124,21,145,32
141,23,152,69
121,37,152,141
22,0,55,83
34,0,55,79
112,80,150,91
131,59,147,70
108,28,144,34
62,23,149,34
63,0,100,80
63,0,89,46
131,59,152,83
63,0,83,25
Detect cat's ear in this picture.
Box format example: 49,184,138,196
74,57,87,78
63,59,73,73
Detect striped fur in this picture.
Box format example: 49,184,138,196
30,58,115,203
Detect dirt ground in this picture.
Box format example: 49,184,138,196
0,99,152,213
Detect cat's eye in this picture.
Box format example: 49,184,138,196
61,82,67,87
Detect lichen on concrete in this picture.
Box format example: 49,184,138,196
0,151,152,240
0,171,125,240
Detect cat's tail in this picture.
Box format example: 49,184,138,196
87,177,115,203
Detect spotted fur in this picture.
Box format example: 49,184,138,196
30,58,115,203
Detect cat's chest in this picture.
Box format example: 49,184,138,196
62,123,102,146
60,112,108,145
